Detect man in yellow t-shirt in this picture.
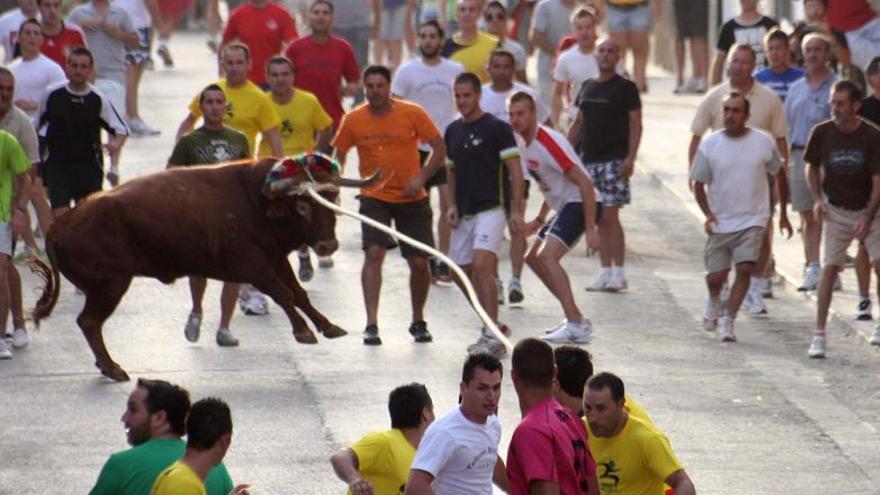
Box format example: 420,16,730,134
260,55,334,282
176,43,283,158
441,0,499,82
584,372,696,495
330,383,434,494
151,398,248,495
331,65,446,346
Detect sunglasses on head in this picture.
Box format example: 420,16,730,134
484,12,505,21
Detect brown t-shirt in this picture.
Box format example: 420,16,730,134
804,119,880,210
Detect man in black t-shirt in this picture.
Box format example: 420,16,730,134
805,81,880,357
568,38,641,293
710,0,778,85
445,72,525,358
860,57,880,125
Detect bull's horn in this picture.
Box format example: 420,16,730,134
335,170,382,188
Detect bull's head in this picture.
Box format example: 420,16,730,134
262,152,380,257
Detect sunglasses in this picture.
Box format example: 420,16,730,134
484,12,505,21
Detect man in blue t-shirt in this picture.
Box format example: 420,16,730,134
445,71,525,358
754,28,804,102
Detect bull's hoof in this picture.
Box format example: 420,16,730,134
99,365,130,382
293,330,318,344
319,324,348,339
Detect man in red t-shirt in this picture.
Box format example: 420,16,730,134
222,0,298,87
38,0,87,70
507,338,600,495
285,0,360,128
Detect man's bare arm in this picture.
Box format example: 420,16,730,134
665,470,696,495
404,470,435,495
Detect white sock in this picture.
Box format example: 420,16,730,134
611,266,624,277
158,39,169,49
600,267,611,276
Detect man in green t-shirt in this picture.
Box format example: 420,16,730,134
168,84,250,348
0,129,31,360
89,379,235,495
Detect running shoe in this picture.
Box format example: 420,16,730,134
744,286,767,315
318,256,334,268
363,324,381,346
298,253,314,282
543,320,567,335
703,299,719,331
856,298,872,321
216,327,239,347
606,272,628,292
128,117,161,136
586,271,610,292
11,328,28,349
467,329,507,357
542,319,593,344
239,285,269,315
869,325,880,346
807,334,826,358
759,277,773,298
0,339,11,359
497,279,504,305
508,277,524,304
718,316,736,342
184,312,202,343
798,265,820,291
106,166,120,187
157,45,174,68
408,320,433,343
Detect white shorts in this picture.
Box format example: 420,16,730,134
94,79,126,119
450,207,506,265
845,17,880,71
0,222,12,257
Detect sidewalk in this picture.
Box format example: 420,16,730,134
637,74,880,350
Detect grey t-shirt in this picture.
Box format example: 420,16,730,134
68,2,135,84
531,0,573,71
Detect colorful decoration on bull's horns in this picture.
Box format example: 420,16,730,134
265,151,341,188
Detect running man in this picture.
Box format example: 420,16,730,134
508,91,600,344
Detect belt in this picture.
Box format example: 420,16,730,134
608,1,649,11
791,145,805,150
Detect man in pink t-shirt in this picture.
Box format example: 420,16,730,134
507,338,600,495
285,0,360,128
222,0,298,87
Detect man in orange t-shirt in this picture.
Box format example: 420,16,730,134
332,64,447,347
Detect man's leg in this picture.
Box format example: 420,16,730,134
8,265,24,330
525,238,557,297
691,36,708,83
407,255,431,323
674,38,685,88
536,237,581,322
814,265,839,333
362,245,387,327
0,255,11,356
183,276,207,342
629,30,650,91
727,261,755,318
471,249,499,324
31,175,53,239
125,63,144,123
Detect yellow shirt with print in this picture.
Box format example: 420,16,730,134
444,32,498,83
150,460,206,495
349,429,416,495
188,79,281,156
258,89,333,158
588,415,683,495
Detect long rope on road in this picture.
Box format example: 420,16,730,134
307,187,512,352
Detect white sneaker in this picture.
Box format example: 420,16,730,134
542,319,593,344
718,316,736,342
318,256,334,268
798,265,820,291
586,271,611,292
807,334,826,358
0,338,11,359
759,277,773,298
869,325,880,345
128,117,161,136
216,327,239,347
856,298,872,321
4,327,12,339
606,272,628,292
184,313,202,342
744,286,767,315
703,299,719,331
467,329,507,357
11,328,28,349
543,320,567,335
239,285,269,315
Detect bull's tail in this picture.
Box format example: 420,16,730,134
28,237,60,326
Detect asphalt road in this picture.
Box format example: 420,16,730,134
1,32,878,494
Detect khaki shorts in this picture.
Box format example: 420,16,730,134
788,148,814,213
823,204,880,267
705,226,764,274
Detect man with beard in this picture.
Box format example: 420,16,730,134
89,379,234,495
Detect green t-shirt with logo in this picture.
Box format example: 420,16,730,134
0,130,30,222
168,126,250,166
89,438,234,495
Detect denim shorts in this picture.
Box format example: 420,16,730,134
607,3,652,33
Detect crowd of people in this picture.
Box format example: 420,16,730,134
0,0,878,491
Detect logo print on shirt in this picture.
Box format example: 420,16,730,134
281,119,294,137
598,460,621,492
464,132,482,148
267,19,278,31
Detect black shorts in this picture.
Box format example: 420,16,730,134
43,162,103,209
359,196,434,258
673,0,708,38
418,150,447,189
538,201,603,249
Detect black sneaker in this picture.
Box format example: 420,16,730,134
409,320,433,343
363,324,382,345
298,254,314,282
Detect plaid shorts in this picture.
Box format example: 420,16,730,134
125,27,153,66
584,159,630,207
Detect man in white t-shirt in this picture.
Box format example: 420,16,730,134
689,92,784,343
482,0,527,83
551,6,598,127
405,352,507,495
480,48,549,307
9,19,65,118
393,19,463,284
509,91,600,344
0,0,40,63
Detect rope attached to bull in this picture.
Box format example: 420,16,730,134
266,151,512,352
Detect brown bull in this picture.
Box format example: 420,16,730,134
30,156,376,381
